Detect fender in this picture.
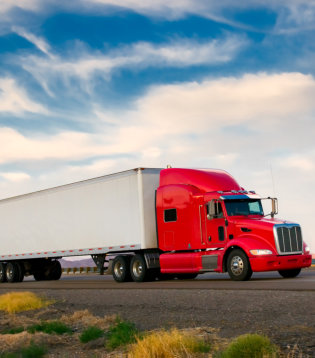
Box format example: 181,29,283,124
218,235,276,272
224,235,276,257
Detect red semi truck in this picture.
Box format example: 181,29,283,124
0,167,312,283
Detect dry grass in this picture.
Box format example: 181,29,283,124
0,292,53,314
0,331,67,353
60,309,116,330
128,328,211,358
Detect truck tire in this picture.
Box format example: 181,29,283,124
16,262,25,282
33,270,46,281
0,263,7,283
130,254,149,282
112,256,131,282
6,262,20,283
278,268,301,278
49,261,62,280
227,249,252,281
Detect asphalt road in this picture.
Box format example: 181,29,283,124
1,269,314,291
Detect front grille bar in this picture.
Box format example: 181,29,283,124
273,224,303,255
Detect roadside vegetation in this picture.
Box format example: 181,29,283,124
0,291,302,357
0,292,52,314
79,326,104,343
128,328,211,358
27,321,72,335
217,334,279,358
105,318,138,350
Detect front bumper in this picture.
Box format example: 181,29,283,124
249,253,312,272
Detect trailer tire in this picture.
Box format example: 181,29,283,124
278,268,301,278
227,249,252,281
6,262,20,283
49,261,62,280
16,262,25,282
112,256,131,282
0,263,7,283
130,254,149,282
33,270,45,281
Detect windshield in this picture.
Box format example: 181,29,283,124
224,199,264,216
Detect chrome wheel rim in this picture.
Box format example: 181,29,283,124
114,262,124,278
231,256,244,276
132,260,143,278
6,265,13,280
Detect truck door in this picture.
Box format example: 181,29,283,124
205,200,226,247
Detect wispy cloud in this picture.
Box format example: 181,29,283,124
2,1,315,34
18,35,247,94
12,26,52,56
0,0,40,14
0,77,49,115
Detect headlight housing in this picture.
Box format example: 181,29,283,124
249,249,273,256
304,245,310,254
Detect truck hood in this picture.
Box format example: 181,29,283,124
230,217,296,230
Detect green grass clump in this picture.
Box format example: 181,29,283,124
80,326,104,343
105,319,138,350
20,342,47,358
0,292,52,314
27,320,72,335
0,327,24,335
0,342,46,358
220,334,279,358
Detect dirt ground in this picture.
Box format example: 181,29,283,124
0,288,314,357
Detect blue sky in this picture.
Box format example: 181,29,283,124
0,1,315,252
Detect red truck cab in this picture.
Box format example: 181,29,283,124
156,168,312,280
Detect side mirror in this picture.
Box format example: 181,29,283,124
271,198,278,218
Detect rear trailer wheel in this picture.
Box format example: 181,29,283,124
227,249,252,281
112,256,131,282
16,262,25,282
6,262,20,283
49,261,62,280
130,254,149,282
33,271,45,281
0,263,7,283
278,268,301,278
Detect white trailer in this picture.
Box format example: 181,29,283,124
0,168,161,283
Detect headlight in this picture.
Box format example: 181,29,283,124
250,249,273,256
304,245,310,254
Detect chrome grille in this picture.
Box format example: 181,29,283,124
274,225,303,255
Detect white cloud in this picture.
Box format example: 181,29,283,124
0,127,113,164
0,78,49,115
274,1,315,33
131,72,315,136
2,1,315,35
19,36,247,94
281,154,314,171
0,0,40,14
0,172,31,183
12,26,52,56
1,72,314,163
